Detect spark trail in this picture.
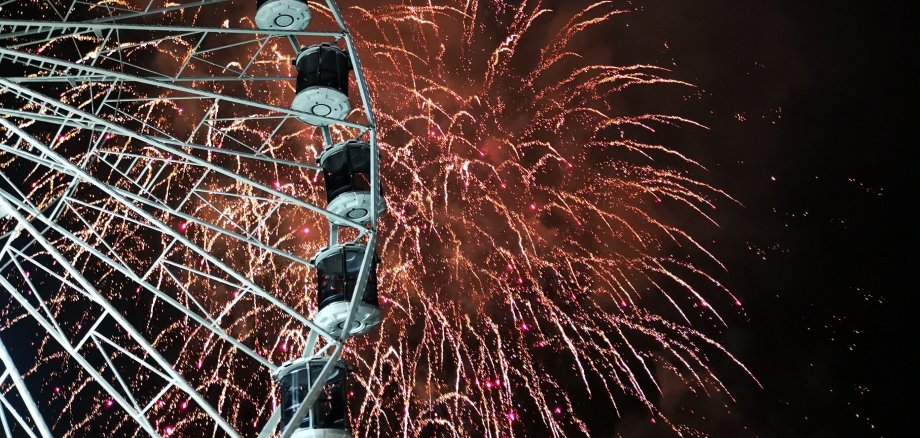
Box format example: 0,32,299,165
344,2,754,436
0,0,756,436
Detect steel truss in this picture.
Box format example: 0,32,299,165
0,0,382,436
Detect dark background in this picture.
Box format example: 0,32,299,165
590,0,909,436
1,0,910,436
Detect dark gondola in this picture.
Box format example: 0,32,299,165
275,358,351,438
292,44,352,126
318,140,385,225
311,244,381,336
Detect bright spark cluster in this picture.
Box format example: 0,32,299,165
0,0,757,436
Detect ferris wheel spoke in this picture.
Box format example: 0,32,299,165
238,36,273,78
0,76,308,84
85,125,323,171
0,120,330,241
64,197,163,234
0,109,92,131
255,405,281,438
90,334,156,413
157,264,255,328
0,144,76,178
0,397,41,438
0,105,117,146
5,191,296,370
0,19,340,53
2,79,371,232
6,112,327,217
7,305,164,437
153,251,335,343
102,145,365,231
159,260,248,300
3,113,336,351
189,192,250,235
30,199,277,370
0,196,240,438
112,141,324,171
112,186,315,267
82,157,322,267
96,52,185,80
70,0,234,25
139,382,176,419
4,247,96,308
0,399,15,438
91,333,178,383
0,243,163,438
0,340,52,438
75,0,139,14
0,50,372,130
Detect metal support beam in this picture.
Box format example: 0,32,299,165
0,340,52,438
0,48,369,130
0,0,385,435
0,129,240,438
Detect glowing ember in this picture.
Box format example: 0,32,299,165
0,0,757,436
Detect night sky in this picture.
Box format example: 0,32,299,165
0,0,910,436
592,0,908,436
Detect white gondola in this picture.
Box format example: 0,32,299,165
255,0,311,30
318,140,385,226
311,244,381,336
275,358,351,438
292,44,351,126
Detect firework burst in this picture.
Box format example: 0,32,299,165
0,0,755,436
345,2,753,436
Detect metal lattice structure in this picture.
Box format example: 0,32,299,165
0,0,383,436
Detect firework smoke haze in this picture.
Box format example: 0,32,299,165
0,0,755,436
345,2,757,434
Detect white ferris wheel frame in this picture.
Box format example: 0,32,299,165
0,0,383,436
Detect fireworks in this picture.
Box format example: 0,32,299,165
351,2,756,436
0,0,755,436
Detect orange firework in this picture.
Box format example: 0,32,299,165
344,2,755,436
0,0,756,437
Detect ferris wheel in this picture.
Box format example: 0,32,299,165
0,0,384,436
